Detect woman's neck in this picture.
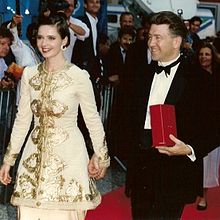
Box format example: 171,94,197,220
44,57,66,73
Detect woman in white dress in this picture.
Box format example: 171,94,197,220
0,13,110,220
196,43,220,210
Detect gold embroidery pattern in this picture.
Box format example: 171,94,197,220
98,138,110,167
13,62,100,203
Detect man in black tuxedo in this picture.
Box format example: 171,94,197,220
72,0,101,155
107,26,135,161
126,11,219,220
72,0,102,107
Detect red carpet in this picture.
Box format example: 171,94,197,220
86,187,131,220
86,186,220,220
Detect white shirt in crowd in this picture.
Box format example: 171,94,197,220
64,16,90,62
86,12,98,56
8,24,40,67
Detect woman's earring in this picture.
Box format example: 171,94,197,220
61,45,67,51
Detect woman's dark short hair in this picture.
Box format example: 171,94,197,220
38,12,70,47
150,11,188,41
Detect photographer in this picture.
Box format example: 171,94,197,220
0,27,15,89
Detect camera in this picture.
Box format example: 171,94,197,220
47,0,70,13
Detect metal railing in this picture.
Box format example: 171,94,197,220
0,89,17,204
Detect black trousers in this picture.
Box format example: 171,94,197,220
130,129,185,220
131,190,184,220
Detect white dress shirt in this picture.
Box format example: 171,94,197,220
64,16,90,62
8,24,40,67
144,55,196,161
86,12,98,56
120,46,126,63
8,23,41,106
144,56,180,129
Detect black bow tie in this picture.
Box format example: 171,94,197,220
155,57,181,77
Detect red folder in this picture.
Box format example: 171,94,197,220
150,104,177,147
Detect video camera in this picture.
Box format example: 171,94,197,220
47,0,70,13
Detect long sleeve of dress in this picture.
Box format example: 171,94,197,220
4,67,33,166
77,70,110,168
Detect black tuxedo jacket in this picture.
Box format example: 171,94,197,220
107,42,125,77
127,57,219,204
72,14,100,80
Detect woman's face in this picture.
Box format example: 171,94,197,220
198,47,212,69
37,25,67,59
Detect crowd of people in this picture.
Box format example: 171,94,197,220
0,0,219,219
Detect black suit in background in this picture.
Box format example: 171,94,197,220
72,13,101,110
106,41,128,160
72,13,102,156
107,39,149,162
72,14,100,78
125,56,219,219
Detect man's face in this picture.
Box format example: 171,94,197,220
190,21,201,33
148,24,180,62
120,15,134,28
0,37,11,58
85,0,101,17
119,34,133,51
64,0,75,19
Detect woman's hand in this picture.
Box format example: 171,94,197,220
0,163,12,185
88,154,107,180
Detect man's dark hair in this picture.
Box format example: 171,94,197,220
150,11,188,41
0,27,14,42
26,23,39,47
190,16,202,25
118,26,136,40
26,23,38,40
38,12,70,47
119,12,134,22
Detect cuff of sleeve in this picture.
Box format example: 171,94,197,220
186,144,196,162
97,138,110,168
3,156,16,166
98,156,110,168
3,143,18,166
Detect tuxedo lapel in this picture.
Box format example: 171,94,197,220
165,61,186,105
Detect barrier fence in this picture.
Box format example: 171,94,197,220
0,89,17,203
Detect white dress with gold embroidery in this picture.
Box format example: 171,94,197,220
4,62,110,211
